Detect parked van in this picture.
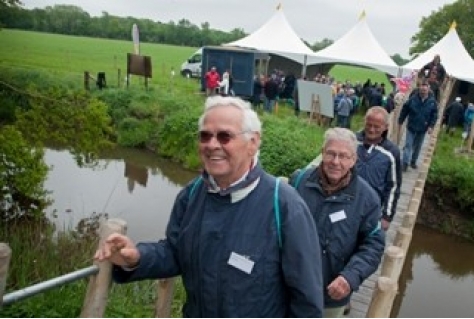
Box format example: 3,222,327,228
180,48,202,78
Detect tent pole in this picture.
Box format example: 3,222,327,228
302,54,307,79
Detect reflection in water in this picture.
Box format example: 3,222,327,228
43,146,197,242
392,224,474,317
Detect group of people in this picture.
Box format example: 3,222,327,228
204,66,234,97
92,52,457,318
94,87,440,316
443,96,474,137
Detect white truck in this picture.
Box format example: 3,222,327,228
180,48,202,78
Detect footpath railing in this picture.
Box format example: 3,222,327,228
364,77,456,317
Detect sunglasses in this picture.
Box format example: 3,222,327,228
198,130,248,144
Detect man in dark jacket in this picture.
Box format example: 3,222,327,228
289,128,385,317
94,96,324,317
398,81,438,171
444,96,465,134
356,107,402,231
421,54,446,101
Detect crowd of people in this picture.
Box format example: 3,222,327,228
93,54,473,318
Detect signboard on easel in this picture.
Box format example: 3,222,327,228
297,79,334,118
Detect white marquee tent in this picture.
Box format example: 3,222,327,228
402,23,474,84
307,12,399,76
223,6,316,65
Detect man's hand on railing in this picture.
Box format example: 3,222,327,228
94,233,140,269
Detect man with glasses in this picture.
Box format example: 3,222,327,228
94,96,324,317
289,128,385,318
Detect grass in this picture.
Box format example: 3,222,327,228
0,29,391,88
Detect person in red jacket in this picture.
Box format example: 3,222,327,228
205,66,220,96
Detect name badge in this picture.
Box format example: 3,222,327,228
329,210,347,223
228,252,254,274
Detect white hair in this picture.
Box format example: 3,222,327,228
198,96,262,141
323,128,357,155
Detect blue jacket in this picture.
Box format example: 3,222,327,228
356,131,402,222
398,93,438,133
113,164,324,317
289,167,385,308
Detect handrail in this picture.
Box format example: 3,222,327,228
2,265,99,306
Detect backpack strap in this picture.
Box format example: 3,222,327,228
292,167,307,189
274,177,282,248
189,176,203,199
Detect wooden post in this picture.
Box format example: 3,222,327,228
308,94,320,124
380,246,405,281
401,211,417,231
407,198,420,214
84,71,90,91
117,68,121,88
366,277,398,318
80,218,127,318
393,227,412,252
0,243,12,305
154,277,176,318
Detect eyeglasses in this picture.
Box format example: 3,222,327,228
322,150,354,162
198,130,248,145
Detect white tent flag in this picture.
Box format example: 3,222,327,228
132,23,140,55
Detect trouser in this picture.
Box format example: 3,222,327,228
403,129,426,165
324,306,346,318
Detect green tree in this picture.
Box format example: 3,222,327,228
311,38,334,52
0,125,49,221
391,53,409,66
410,0,474,58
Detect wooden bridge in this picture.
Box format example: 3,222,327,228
1,77,473,317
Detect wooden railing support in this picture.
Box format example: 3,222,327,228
380,246,405,281
154,277,177,317
80,218,127,318
0,243,12,306
393,227,412,252
401,211,417,231
366,277,398,318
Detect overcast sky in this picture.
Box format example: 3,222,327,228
22,0,457,57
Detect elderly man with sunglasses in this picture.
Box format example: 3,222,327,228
94,96,324,317
289,128,385,318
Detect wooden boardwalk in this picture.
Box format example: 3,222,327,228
347,79,455,317
347,138,427,318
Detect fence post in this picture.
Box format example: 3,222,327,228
366,277,398,318
154,277,177,317
0,243,12,306
84,71,90,91
80,218,127,318
380,246,405,281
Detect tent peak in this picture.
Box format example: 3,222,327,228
358,10,366,21
276,3,282,10
450,20,457,30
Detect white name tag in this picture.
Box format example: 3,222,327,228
329,210,347,223
228,252,254,274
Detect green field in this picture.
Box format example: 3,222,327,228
0,29,390,88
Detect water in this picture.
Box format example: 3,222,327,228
43,147,474,316
392,224,474,317
43,147,196,242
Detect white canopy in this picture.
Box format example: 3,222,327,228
402,23,474,84
307,12,399,76
223,6,316,64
